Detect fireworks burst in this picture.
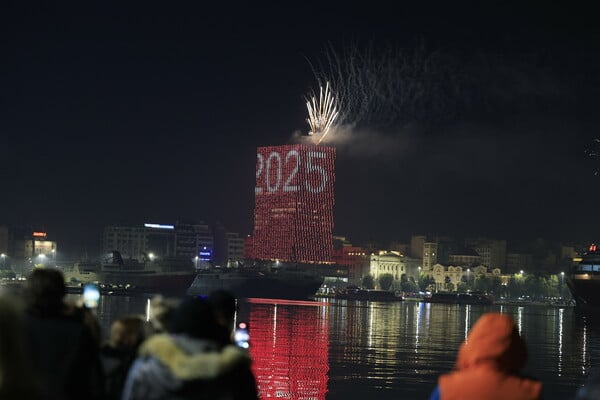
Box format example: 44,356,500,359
306,81,339,144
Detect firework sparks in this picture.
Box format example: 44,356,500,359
306,81,339,144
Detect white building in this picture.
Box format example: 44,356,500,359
369,251,421,288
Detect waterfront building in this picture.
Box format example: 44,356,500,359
506,252,533,274
410,235,426,259
464,238,507,269
103,222,214,263
0,226,57,272
331,237,369,284
369,251,421,289
103,225,149,260
447,247,481,267
213,224,245,267
422,242,438,272
389,241,410,255
371,251,406,282
429,263,502,291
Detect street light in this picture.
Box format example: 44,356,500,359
51,249,56,267
194,256,199,269
1,254,5,269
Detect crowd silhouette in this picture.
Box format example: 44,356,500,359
0,269,257,400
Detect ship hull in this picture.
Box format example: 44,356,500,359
567,276,600,309
187,270,323,301
567,247,600,310
329,289,404,302
98,271,197,294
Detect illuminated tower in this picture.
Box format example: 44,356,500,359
252,144,335,263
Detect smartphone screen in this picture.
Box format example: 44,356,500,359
83,283,100,308
234,322,250,349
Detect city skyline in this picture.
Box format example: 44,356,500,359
2,3,600,253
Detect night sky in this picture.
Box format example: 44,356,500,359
1,3,599,254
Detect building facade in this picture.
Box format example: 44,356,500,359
369,251,421,288
213,224,245,267
331,239,369,285
506,252,533,274
430,263,502,291
447,248,481,267
103,222,214,262
410,235,426,259
0,226,57,272
422,242,438,272
465,238,507,269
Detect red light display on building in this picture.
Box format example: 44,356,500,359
252,144,335,263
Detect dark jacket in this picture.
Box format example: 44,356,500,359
122,334,258,400
430,313,542,400
100,344,137,400
26,312,105,400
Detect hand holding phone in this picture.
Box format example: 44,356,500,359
234,322,250,349
83,283,100,309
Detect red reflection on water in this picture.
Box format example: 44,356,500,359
248,302,329,399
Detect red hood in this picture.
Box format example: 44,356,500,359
455,313,527,372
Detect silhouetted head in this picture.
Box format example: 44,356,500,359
148,295,179,333
109,315,146,350
169,297,219,340
207,290,237,328
26,268,66,313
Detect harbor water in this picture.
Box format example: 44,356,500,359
90,295,600,400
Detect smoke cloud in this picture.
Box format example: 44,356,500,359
290,124,420,161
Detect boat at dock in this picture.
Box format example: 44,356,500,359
567,244,600,309
62,251,197,294
423,292,493,305
187,266,324,301
318,287,404,302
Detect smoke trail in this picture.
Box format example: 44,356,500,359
308,41,570,130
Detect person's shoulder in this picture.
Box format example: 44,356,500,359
428,386,441,400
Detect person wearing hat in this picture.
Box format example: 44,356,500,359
429,312,542,400
122,297,258,400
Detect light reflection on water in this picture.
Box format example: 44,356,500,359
94,295,600,400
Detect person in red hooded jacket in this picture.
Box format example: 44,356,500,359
429,312,542,400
